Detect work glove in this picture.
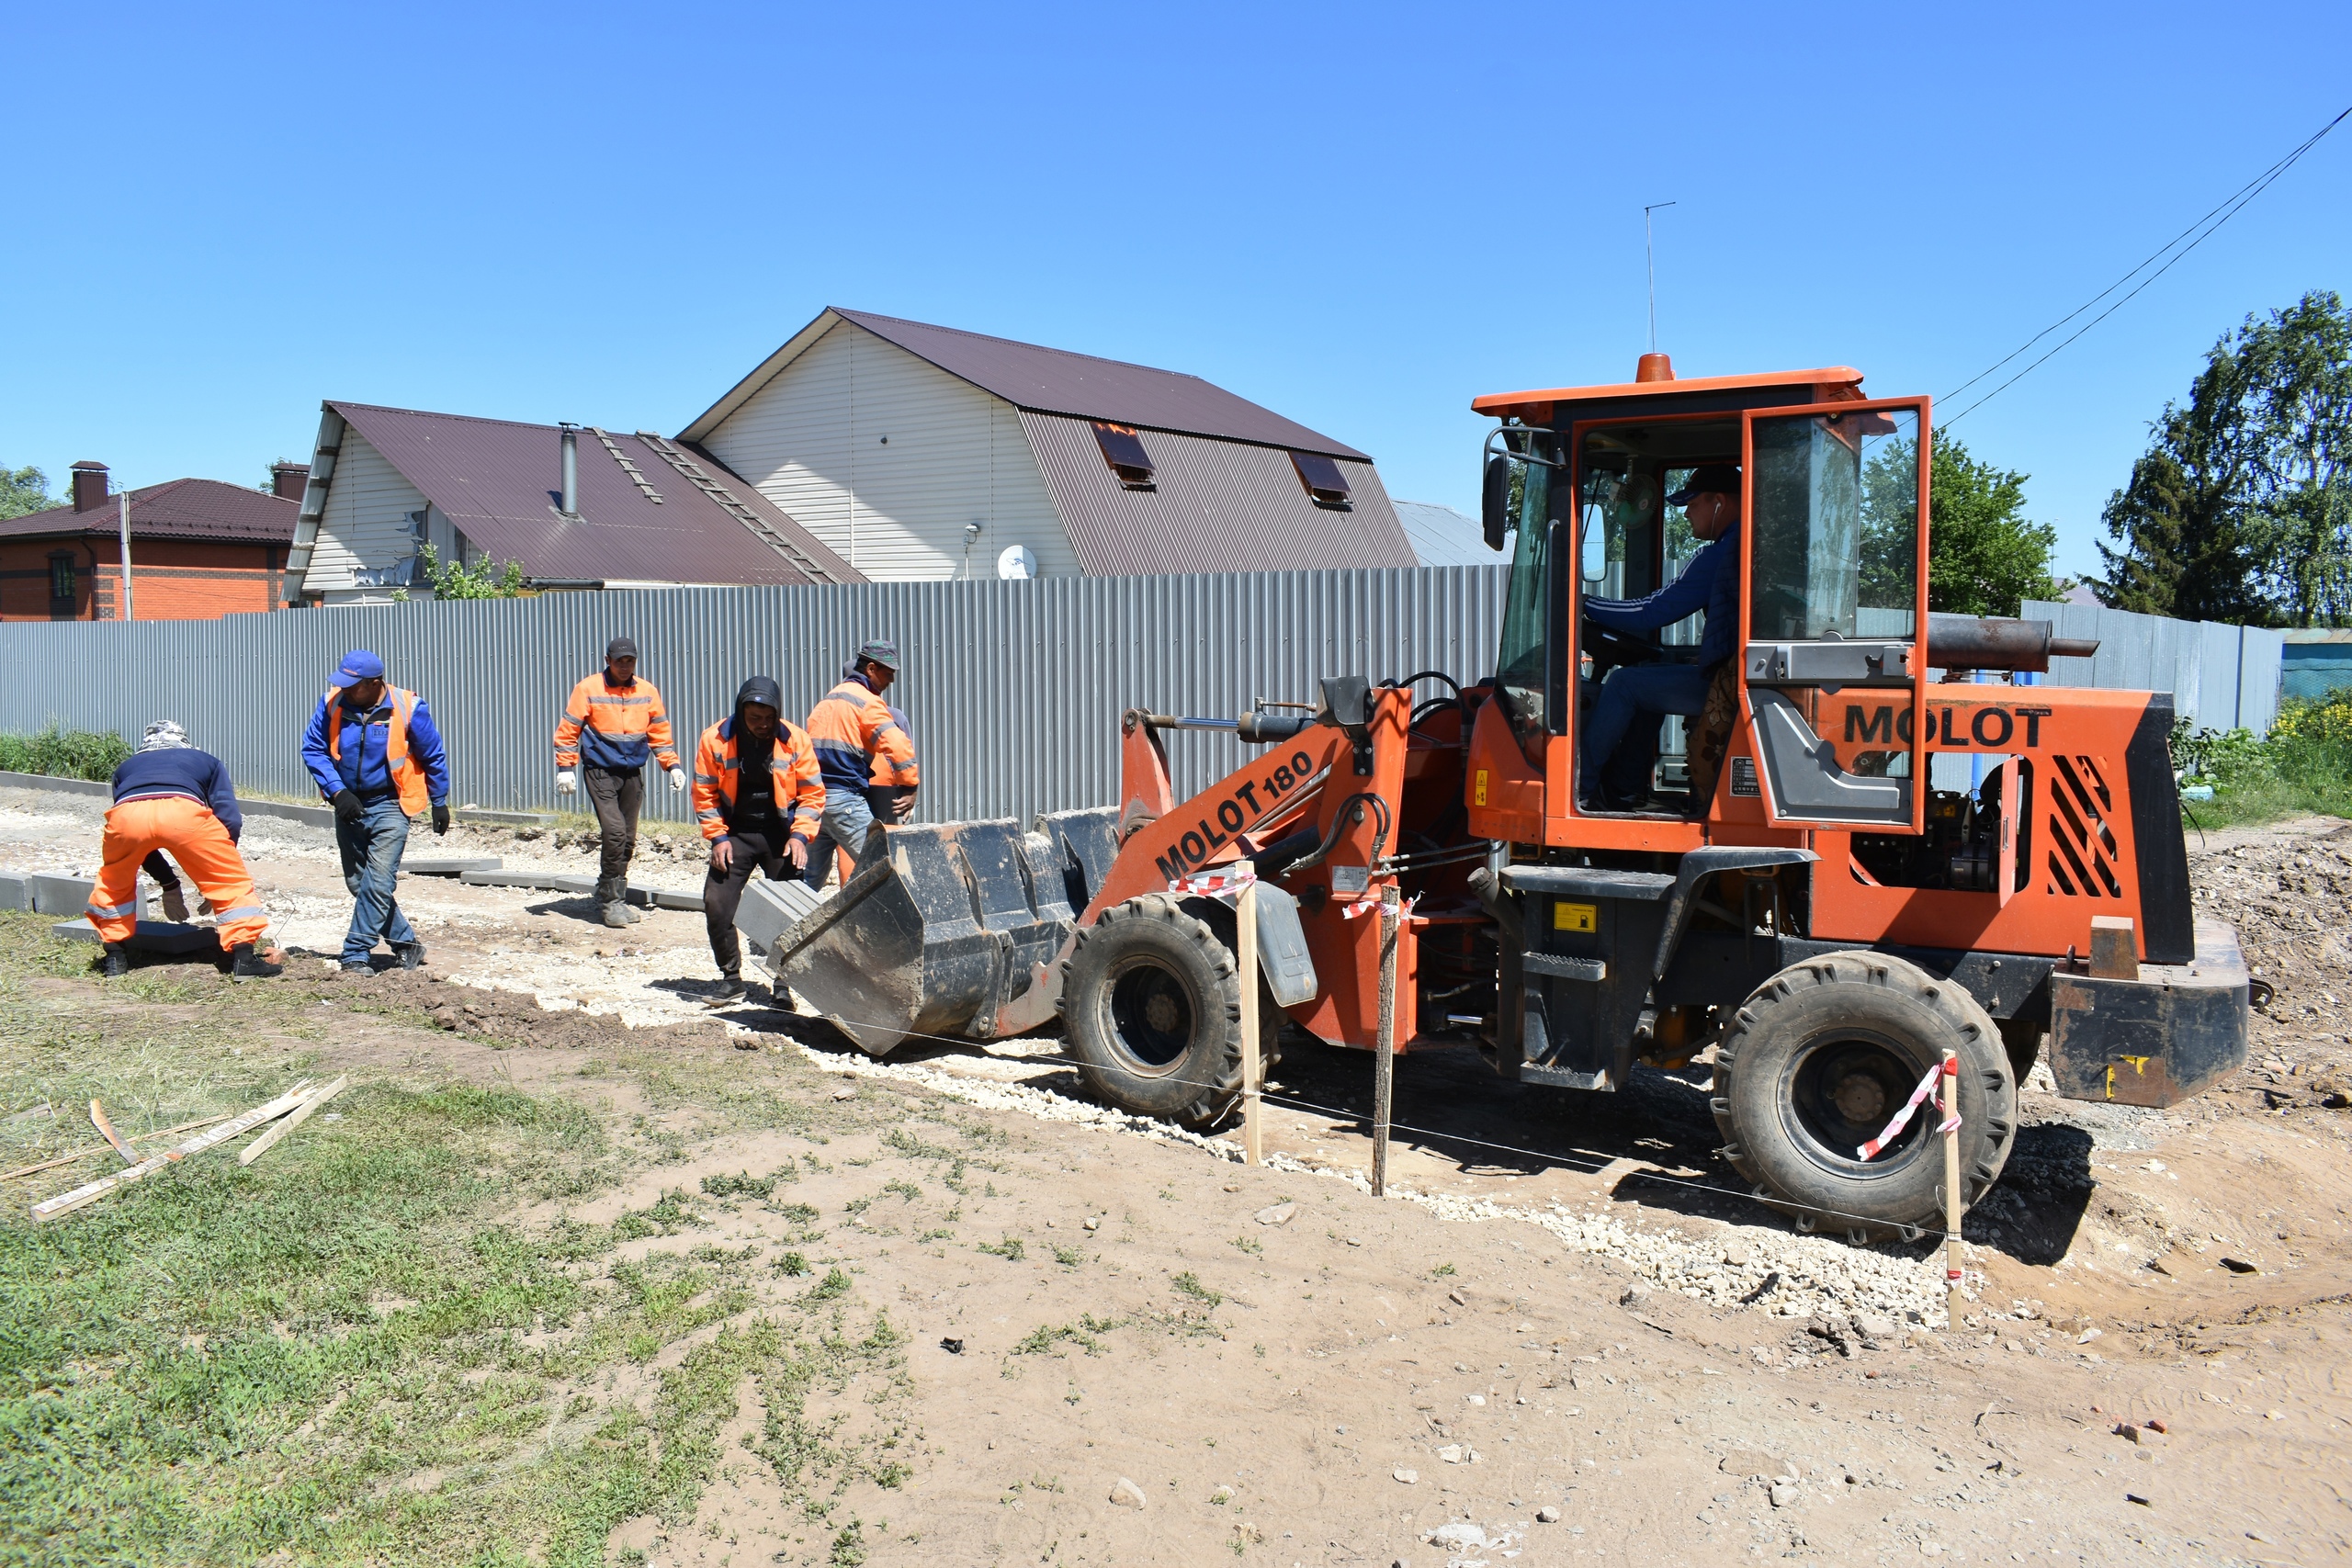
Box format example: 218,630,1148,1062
556,770,577,795
666,765,686,792
332,789,363,823
431,804,451,836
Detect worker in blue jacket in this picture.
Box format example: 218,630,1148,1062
300,649,452,973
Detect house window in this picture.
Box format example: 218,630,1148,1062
1091,423,1157,490
48,554,75,602
1291,451,1353,510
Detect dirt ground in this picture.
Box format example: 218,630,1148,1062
4,786,2348,1566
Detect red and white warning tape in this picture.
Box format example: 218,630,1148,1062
1858,1058,1960,1159
1168,865,1259,897
1342,893,1418,920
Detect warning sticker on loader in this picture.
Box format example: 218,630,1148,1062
1553,901,1596,933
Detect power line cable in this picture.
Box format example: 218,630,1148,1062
1940,103,2352,427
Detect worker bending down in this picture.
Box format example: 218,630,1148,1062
300,649,452,974
553,635,684,929
1579,464,1743,811
802,637,917,888
91,719,281,980
694,676,825,1004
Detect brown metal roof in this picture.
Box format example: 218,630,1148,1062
683,308,1372,460
327,402,864,588
0,478,297,546
1022,412,1415,576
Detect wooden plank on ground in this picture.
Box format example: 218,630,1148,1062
30,1081,312,1223
0,1111,238,1182
238,1075,348,1166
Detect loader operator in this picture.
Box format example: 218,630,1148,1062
802,638,918,888
553,636,684,929
1578,463,1741,810
693,676,825,1004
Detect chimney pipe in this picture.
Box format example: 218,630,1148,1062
559,423,580,516
271,461,310,501
71,460,107,513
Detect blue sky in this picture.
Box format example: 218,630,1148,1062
6,3,2346,583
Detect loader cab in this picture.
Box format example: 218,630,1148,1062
1469,359,1932,849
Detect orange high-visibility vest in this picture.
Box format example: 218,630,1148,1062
324,684,430,817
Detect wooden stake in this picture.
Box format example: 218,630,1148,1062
1237,871,1261,1168
1941,1050,1962,1328
1372,884,1400,1198
31,1082,311,1223
1,1111,237,1183
240,1075,349,1166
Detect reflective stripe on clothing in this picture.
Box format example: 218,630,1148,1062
805,673,918,792
690,716,825,842
552,671,679,773
91,795,267,951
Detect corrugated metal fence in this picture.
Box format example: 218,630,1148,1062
2020,600,2287,738
0,569,1509,827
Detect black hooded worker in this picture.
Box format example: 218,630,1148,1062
691,676,826,1003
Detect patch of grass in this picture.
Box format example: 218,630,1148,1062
1012,1315,1121,1360
1170,1271,1223,1307
0,923,917,1566
0,723,131,781
2175,695,2352,826
1229,1234,1262,1256
701,1169,779,1199
775,1251,812,1277
976,1235,1025,1261
1431,1262,1457,1278
1050,1243,1085,1267
883,1178,921,1203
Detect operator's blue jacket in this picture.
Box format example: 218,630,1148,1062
1582,521,1743,670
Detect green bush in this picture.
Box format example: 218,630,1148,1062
0,724,131,781
2173,688,2352,825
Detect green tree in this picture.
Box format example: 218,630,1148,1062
413,543,526,600
1861,433,2064,617
2098,290,2352,626
0,464,61,520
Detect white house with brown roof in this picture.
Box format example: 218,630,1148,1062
679,309,1416,580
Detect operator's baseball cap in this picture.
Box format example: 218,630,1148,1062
605,636,639,660
1665,464,1740,506
856,637,900,671
335,649,384,683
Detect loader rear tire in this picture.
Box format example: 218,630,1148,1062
1062,894,1273,1130
1711,951,2016,1245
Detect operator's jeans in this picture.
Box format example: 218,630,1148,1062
334,795,418,964
1581,663,1713,801
802,786,882,888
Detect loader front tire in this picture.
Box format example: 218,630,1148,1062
1711,951,2016,1245
1063,894,1268,1130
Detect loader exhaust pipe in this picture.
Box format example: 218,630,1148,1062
1926,615,2098,673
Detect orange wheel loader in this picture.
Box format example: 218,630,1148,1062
768,358,2255,1243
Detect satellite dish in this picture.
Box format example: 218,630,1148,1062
997,545,1037,581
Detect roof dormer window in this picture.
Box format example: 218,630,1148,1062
1091,423,1157,490
1290,450,1352,510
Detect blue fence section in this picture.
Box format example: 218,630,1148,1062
0,569,1510,828
2020,600,2287,739
2281,632,2352,703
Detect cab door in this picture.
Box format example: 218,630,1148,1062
1737,399,1930,832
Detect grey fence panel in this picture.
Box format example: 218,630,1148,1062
2022,601,2284,738
0,569,1509,829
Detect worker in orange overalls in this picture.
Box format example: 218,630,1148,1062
90,719,280,980
692,675,825,1003
802,638,917,888
300,649,452,974
553,636,684,929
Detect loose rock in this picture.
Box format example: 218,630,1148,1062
1255,1202,1295,1226
1109,1476,1147,1509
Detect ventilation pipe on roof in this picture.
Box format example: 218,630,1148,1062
559,423,581,516
71,461,107,513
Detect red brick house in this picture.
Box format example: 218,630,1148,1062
0,461,303,621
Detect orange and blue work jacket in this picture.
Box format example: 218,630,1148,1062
553,671,679,773
691,716,825,843
807,668,918,794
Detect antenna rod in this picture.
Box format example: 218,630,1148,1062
1643,201,1677,353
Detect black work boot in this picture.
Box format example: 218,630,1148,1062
392,941,426,971
708,972,748,1008
231,942,284,980
101,942,131,978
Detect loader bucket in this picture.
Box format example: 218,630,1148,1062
767,807,1121,1055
